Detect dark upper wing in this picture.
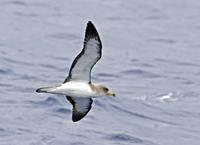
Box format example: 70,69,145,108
64,21,102,83
66,96,93,122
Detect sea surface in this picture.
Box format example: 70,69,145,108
0,0,200,145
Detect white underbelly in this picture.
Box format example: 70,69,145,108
51,82,96,97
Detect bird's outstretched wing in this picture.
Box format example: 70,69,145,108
66,96,93,122
64,21,102,83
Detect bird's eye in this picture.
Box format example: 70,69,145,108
104,88,109,92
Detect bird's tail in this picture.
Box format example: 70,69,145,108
36,86,55,93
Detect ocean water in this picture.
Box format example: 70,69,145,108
0,0,200,145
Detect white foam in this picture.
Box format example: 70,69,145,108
157,92,178,103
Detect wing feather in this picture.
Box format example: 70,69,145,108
66,96,93,122
64,21,102,83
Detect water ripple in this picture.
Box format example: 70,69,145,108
9,0,28,7
108,133,143,143
0,128,5,132
106,133,156,145
53,107,71,114
0,68,15,75
122,69,162,78
28,97,61,107
111,104,177,125
148,38,176,44
2,56,34,66
19,74,38,81
47,32,80,41
93,100,105,107
70,142,86,145
0,83,12,88
154,58,200,67
0,127,15,137
96,72,120,78
17,128,33,134
39,63,60,70
13,11,38,17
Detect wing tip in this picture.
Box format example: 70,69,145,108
87,21,94,27
85,21,102,48
86,21,99,36
72,114,84,122
72,107,92,122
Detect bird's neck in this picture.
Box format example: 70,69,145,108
89,83,101,93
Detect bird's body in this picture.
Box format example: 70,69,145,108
36,21,115,122
37,81,99,98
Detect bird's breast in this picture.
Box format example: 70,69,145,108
56,81,96,97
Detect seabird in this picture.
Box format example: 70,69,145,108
36,21,115,122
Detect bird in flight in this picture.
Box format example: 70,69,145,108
36,21,115,122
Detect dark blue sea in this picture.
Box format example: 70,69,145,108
0,0,200,145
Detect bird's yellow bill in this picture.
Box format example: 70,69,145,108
106,91,116,97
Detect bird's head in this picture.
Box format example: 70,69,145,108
95,85,116,97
